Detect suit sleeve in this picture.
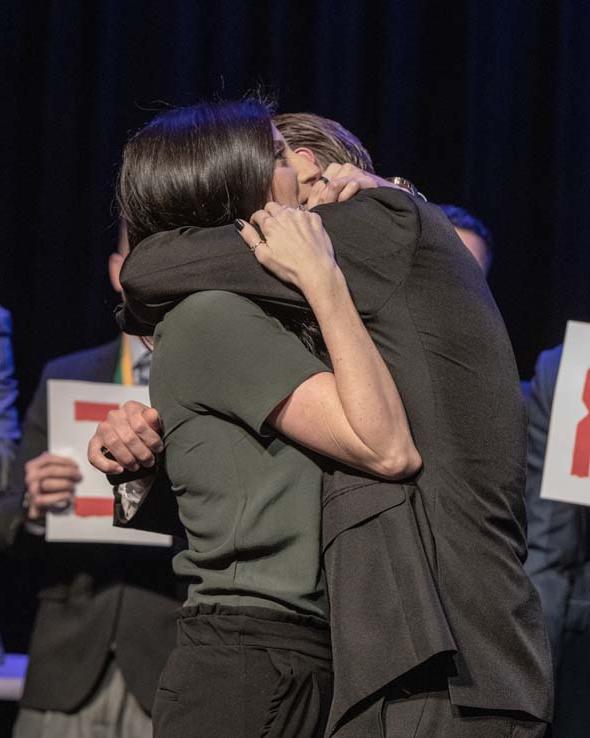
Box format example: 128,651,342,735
0,308,19,439
524,348,574,667
0,308,20,492
118,188,420,335
120,224,304,335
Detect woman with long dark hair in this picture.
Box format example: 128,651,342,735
117,99,420,738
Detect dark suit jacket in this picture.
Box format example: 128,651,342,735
117,188,553,733
525,347,568,657
0,340,183,714
525,345,590,737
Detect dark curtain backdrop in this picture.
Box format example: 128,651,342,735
1,0,589,413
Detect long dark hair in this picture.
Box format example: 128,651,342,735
118,99,326,358
118,99,275,250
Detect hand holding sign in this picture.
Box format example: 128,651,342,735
47,380,170,546
25,452,82,519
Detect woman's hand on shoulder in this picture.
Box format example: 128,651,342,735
235,203,341,298
305,163,395,209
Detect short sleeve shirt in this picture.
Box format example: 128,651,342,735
150,291,330,619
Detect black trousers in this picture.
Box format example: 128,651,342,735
152,604,332,738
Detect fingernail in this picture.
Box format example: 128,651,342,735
234,219,245,231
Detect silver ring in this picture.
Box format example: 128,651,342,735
319,176,330,185
250,239,266,253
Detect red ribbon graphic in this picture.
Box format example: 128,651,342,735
73,400,120,515
571,369,590,478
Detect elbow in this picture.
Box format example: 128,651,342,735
370,444,422,481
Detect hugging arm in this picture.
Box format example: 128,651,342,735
239,205,420,478
117,186,418,337
94,207,421,482
89,198,421,520
159,287,419,483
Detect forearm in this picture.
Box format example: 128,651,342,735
306,268,420,476
242,203,420,478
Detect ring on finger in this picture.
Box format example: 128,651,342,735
101,446,116,462
319,176,330,184
250,239,266,253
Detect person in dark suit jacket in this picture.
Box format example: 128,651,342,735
525,344,590,738
438,204,494,276
91,107,552,737
0,304,20,674
0,238,183,738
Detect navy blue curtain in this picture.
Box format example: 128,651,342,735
1,0,588,410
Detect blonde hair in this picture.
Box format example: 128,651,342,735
273,113,375,173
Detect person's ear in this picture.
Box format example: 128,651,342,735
108,252,125,294
294,147,319,166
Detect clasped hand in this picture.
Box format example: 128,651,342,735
236,203,338,296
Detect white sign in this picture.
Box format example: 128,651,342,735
47,380,171,546
541,321,590,506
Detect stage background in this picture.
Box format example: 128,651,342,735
2,0,589,412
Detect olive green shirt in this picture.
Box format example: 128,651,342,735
150,291,329,619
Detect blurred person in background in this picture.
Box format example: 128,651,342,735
525,343,590,738
439,204,494,276
0,227,183,738
0,306,20,493
0,304,20,667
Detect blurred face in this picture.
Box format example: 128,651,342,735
108,222,130,294
270,127,299,207
454,227,491,276
271,126,322,205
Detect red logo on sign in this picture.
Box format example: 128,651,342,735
74,400,120,515
571,369,590,478
74,401,119,422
